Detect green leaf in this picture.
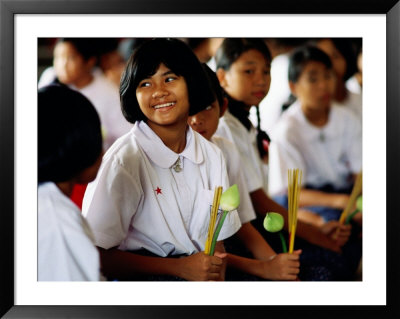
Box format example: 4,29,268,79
220,184,240,211
263,212,284,233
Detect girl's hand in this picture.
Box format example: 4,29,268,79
261,250,301,281
321,221,352,247
178,252,227,281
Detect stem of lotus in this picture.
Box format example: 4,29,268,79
209,210,228,256
279,231,288,253
345,209,360,224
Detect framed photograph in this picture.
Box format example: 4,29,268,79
1,0,399,318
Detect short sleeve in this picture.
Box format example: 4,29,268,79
82,158,143,249
268,139,305,197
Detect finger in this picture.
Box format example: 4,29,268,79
213,252,227,259
209,264,222,273
293,249,302,255
210,256,224,266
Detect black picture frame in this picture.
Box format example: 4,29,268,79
1,0,399,318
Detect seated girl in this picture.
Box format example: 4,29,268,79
82,38,241,281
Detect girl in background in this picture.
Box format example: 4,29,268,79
189,64,301,280
214,38,353,280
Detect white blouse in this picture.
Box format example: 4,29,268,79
82,121,241,257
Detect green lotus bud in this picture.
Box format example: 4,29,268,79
356,196,362,211
263,212,284,233
220,184,240,211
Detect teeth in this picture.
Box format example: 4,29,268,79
154,102,175,109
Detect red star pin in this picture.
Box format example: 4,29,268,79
155,187,162,195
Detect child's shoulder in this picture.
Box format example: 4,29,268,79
193,129,224,156
211,135,239,156
102,128,143,166
271,102,303,139
38,182,83,228
331,103,359,121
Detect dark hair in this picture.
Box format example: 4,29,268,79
120,38,215,124
38,84,103,183
288,45,333,83
201,63,224,108
215,38,272,71
329,38,358,81
187,38,208,50
311,38,358,81
56,38,98,61
215,38,272,159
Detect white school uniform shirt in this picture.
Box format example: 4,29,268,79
212,136,256,224
38,182,101,281
82,121,241,257
268,101,362,196
216,110,268,194
333,89,362,124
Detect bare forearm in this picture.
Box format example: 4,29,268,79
226,253,264,278
235,222,276,260
99,247,181,279
299,188,349,210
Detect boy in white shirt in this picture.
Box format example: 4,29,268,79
268,46,362,280
269,45,362,226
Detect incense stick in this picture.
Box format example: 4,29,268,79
287,169,302,253
338,172,362,225
205,186,222,255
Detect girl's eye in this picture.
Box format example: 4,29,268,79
244,69,254,74
139,81,151,88
165,76,177,83
308,77,317,83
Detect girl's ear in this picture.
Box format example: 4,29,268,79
289,81,297,97
216,68,227,88
219,97,228,118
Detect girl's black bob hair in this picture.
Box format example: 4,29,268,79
288,45,333,83
120,38,215,124
215,38,272,71
38,84,103,183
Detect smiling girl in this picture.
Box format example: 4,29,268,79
82,38,241,281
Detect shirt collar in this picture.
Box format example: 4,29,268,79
293,101,335,141
133,121,204,168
